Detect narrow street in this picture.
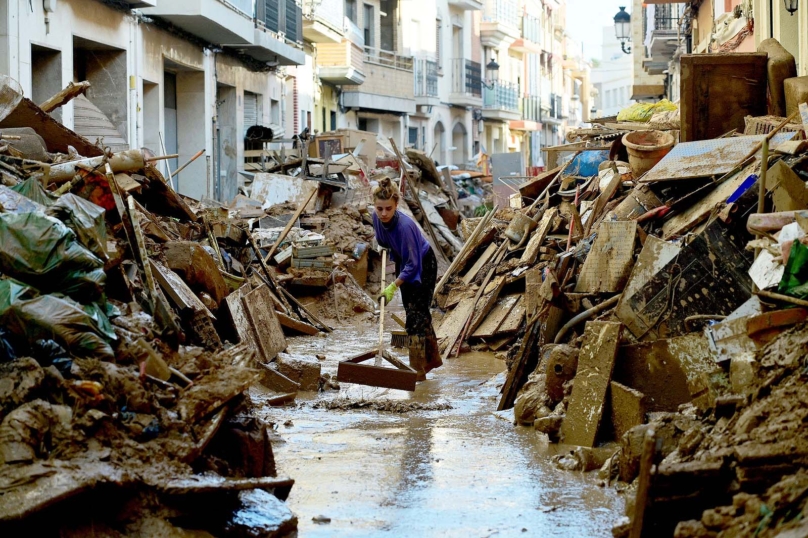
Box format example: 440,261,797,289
254,305,624,537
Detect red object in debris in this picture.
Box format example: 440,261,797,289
635,205,672,222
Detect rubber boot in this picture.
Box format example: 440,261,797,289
408,335,427,382
424,331,443,374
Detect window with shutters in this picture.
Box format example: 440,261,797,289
257,0,302,43
243,91,262,137
258,0,279,32
285,0,302,43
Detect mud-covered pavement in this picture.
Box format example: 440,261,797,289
251,306,625,537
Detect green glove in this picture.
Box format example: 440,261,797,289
379,282,398,304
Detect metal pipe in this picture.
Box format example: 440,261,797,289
553,294,620,344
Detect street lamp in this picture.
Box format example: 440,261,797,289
481,57,500,90
614,6,631,55
784,0,799,15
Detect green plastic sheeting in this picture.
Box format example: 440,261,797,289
47,193,107,262
0,211,105,301
779,240,808,299
11,177,55,206
0,280,114,361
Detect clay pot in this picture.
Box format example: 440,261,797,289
621,130,675,178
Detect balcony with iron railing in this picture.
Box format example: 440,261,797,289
414,58,440,105
521,96,541,122
342,47,415,114
511,13,542,53
522,14,541,45
509,95,542,131
644,3,683,75
481,0,520,47
482,80,520,121
449,58,482,107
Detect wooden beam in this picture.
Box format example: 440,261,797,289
39,81,91,113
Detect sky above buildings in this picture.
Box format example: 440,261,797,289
565,0,628,61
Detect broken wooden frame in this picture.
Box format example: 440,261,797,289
337,349,418,391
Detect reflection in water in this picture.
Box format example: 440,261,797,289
251,310,625,537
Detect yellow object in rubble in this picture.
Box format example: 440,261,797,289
616,99,678,123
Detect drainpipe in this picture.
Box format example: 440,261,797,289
128,14,138,150
213,51,221,202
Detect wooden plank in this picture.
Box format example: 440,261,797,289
242,285,287,362
226,287,258,351
114,173,141,195
277,311,319,336
150,260,216,319
472,294,520,338
629,428,656,538
462,242,497,285
560,321,623,447
524,266,542,316
436,297,476,342
496,296,526,334
39,80,91,113
521,209,557,265
337,349,417,391
575,220,637,293
662,163,754,239
467,276,507,334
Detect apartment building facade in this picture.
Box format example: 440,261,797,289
1,0,590,205
630,0,807,102
0,0,305,202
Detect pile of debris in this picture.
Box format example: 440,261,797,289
429,43,808,537
0,68,473,532
0,76,313,534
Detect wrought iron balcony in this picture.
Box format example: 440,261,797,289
483,80,519,111
451,59,482,97
414,58,439,98
521,13,541,45
520,95,541,122
482,0,519,28
364,47,413,71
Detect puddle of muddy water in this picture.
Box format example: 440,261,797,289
252,309,625,537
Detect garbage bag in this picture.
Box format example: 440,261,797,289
31,340,72,377
779,240,808,299
46,193,107,261
616,99,678,123
82,301,117,341
0,211,105,301
0,184,47,213
0,280,114,361
0,328,17,363
11,177,55,206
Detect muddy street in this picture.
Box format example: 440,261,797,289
252,308,625,537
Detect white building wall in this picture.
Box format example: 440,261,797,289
590,26,633,117
0,0,302,203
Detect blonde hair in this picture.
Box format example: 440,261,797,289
373,177,401,203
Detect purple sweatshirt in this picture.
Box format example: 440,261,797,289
372,211,431,285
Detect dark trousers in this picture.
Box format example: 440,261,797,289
397,247,437,338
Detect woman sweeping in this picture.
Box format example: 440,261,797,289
372,178,442,381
